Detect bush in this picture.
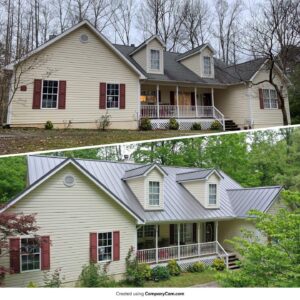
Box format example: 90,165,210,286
43,268,65,287
210,120,222,130
27,281,38,288
78,263,116,287
187,261,205,273
151,266,170,281
44,120,54,130
212,258,226,271
140,118,152,131
191,122,202,130
168,118,179,130
167,260,181,276
96,112,111,130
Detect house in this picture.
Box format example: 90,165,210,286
5,20,291,131
0,155,284,287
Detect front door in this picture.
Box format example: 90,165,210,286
203,93,212,106
205,222,215,242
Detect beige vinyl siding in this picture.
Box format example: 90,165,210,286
146,39,164,74
10,25,140,129
1,165,137,287
181,55,201,77
127,176,145,207
132,47,147,71
266,197,286,215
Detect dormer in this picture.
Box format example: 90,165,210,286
123,164,167,210
177,43,215,79
130,36,165,75
176,169,222,209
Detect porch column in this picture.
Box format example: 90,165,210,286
215,221,218,253
155,224,159,263
194,87,198,118
177,224,181,260
211,87,215,118
176,86,179,118
156,84,160,119
197,222,201,256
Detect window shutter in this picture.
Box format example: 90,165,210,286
113,231,120,261
90,233,97,263
169,224,175,245
170,91,175,106
99,83,106,109
32,79,42,109
191,92,195,106
9,238,20,274
41,236,51,270
120,84,126,109
259,88,264,109
192,223,197,243
58,80,67,109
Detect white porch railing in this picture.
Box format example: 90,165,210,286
136,241,229,268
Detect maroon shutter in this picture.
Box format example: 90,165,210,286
120,84,126,109
41,236,51,270
9,238,20,274
192,223,197,243
113,231,120,261
90,233,97,263
32,79,42,109
58,80,66,109
259,88,264,109
170,91,175,106
99,83,106,109
191,92,195,106
169,224,175,245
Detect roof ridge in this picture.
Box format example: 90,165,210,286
227,186,282,191
177,168,212,176
124,163,154,173
224,57,266,69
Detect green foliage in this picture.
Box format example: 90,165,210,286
166,260,181,276
96,112,111,131
27,281,38,288
43,268,64,287
168,118,179,130
187,261,205,273
212,259,225,271
140,118,152,131
288,65,300,125
44,120,54,130
210,120,222,130
78,263,116,287
191,122,202,130
151,266,170,281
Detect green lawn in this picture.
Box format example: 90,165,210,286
0,128,217,155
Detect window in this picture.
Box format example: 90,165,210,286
263,89,278,109
106,84,119,109
203,56,212,76
149,181,160,206
150,49,160,70
174,224,193,244
21,238,40,272
137,225,159,238
42,80,58,108
140,90,157,104
98,232,112,262
209,184,217,205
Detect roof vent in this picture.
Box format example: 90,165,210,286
64,174,75,187
130,44,135,47
80,34,89,43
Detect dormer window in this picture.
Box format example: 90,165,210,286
203,56,212,76
150,49,160,70
149,181,160,206
208,184,217,205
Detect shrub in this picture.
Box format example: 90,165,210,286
44,120,54,130
151,266,170,281
43,268,65,287
167,260,181,276
168,118,179,130
191,122,202,130
187,261,205,273
212,258,226,271
97,112,111,130
140,118,152,131
210,120,222,130
27,281,38,288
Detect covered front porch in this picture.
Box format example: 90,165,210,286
136,222,229,268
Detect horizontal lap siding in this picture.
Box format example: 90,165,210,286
11,26,139,128
2,165,136,287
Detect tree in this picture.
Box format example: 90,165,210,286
289,64,300,124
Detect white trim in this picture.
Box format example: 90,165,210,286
247,85,254,127
129,35,165,56
40,79,59,109
124,164,167,181
97,231,113,263
176,43,215,62
156,84,160,118
20,237,41,273
106,83,120,110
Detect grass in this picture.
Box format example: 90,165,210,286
0,128,217,155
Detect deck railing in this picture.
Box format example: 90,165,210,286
136,241,229,268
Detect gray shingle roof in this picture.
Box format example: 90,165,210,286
26,155,281,223
176,44,206,61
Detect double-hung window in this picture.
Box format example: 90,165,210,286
208,184,217,205
149,181,160,206
42,80,58,108
20,238,40,272
150,49,160,70
137,225,157,238
203,56,212,76
106,84,119,109
262,89,278,109
98,232,112,262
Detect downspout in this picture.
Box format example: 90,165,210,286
137,80,141,128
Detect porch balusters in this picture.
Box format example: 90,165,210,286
197,223,201,257
156,84,160,119
155,224,159,263
177,223,181,260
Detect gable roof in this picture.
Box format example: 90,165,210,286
4,20,146,79
176,168,223,182
176,43,215,61
122,163,168,180
129,35,165,56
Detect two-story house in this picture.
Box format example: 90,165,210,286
0,155,283,287
5,20,291,131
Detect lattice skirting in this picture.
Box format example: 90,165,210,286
149,119,217,130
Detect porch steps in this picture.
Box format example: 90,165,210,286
225,120,240,131
228,254,240,270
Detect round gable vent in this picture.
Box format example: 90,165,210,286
80,34,89,43
64,175,75,187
